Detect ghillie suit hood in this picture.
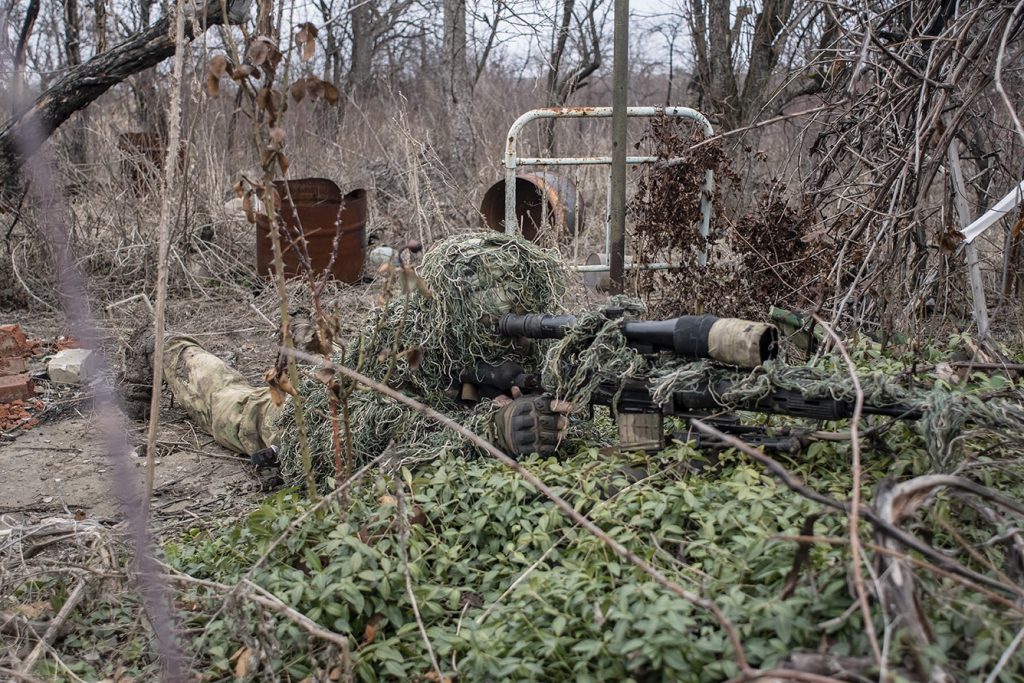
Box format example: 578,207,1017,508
277,232,571,488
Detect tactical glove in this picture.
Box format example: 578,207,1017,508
493,395,571,457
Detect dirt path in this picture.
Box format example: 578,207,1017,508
0,414,269,522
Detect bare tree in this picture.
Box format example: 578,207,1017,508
347,0,419,95
686,0,813,130
542,0,606,152
442,0,473,175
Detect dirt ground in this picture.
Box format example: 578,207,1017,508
0,296,305,527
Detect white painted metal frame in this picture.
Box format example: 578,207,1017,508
503,106,715,270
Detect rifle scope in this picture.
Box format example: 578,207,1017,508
498,313,779,368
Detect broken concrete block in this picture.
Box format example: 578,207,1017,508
47,348,94,384
0,374,35,402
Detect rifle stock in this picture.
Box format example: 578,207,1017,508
591,379,922,421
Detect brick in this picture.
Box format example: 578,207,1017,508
0,356,27,374
0,324,39,357
0,374,35,402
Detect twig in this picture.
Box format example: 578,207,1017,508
984,623,1024,683
688,419,1024,597
144,0,187,508
395,475,444,681
812,315,881,667
105,293,154,314
242,449,392,581
0,667,44,683
160,567,353,655
19,578,87,674
288,348,852,682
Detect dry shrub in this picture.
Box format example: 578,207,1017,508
630,117,832,321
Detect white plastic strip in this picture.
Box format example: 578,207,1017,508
963,180,1024,243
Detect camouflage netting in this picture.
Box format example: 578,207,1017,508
544,307,1024,469
274,232,576,489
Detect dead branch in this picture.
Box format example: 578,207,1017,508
813,314,880,667
688,419,1024,597
0,0,250,191
18,578,88,675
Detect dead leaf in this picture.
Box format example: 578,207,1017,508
260,148,275,171
256,87,271,112
1012,214,1024,238
289,78,307,102
232,64,260,81
206,55,230,96
361,614,382,647
314,367,336,385
406,346,423,370
264,366,298,407
278,153,290,175
248,36,277,67
938,228,965,255
295,22,319,61
233,645,253,678
322,81,340,104
210,54,229,77
268,127,286,147
413,274,433,299
233,180,245,198
242,193,255,223
306,77,325,101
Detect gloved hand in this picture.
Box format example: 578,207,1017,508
492,393,572,457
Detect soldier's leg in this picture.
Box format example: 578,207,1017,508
162,335,284,455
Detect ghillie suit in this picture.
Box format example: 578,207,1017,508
275,232,573,488
155,232,578,491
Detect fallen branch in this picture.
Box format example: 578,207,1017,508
18,578,88,675
688,419,1024,598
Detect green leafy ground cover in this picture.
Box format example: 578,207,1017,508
14,336,1024,681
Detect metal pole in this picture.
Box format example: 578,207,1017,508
608,0,629,294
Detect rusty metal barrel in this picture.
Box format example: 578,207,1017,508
255,179,367,283
479,172,582,242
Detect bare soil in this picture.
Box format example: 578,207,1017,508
0,299,291,527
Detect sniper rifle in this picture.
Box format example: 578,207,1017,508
493,311,922,453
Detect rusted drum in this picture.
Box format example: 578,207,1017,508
479,172,582,242
255,178,367,283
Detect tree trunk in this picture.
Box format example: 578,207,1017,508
11,0,41,115
93,0,107,53
132,0,164,133
349,0,374,96
0,0,249,192
62,0,87,167
441,0,473,178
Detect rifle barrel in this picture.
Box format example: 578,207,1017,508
498,313,778,367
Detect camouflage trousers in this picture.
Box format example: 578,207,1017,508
163,335,285,455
